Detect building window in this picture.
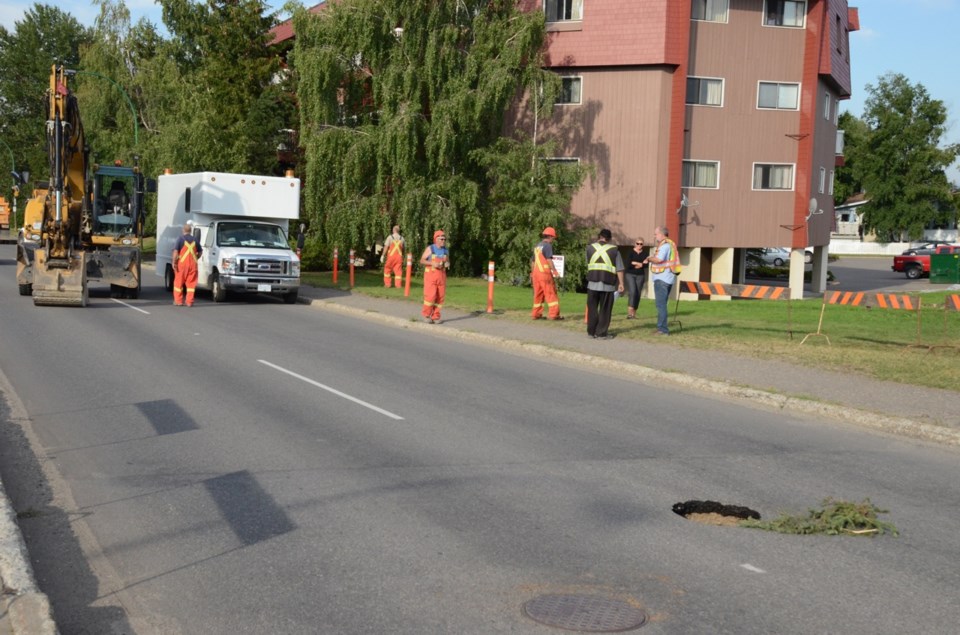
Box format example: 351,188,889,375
828,170,835,195
823,93,831,120
835,14,843,53
682,160,719,189
764,0,805,28
834,98,839,125
686,77,723,107
557,77,582,105
692,0,728,22
819,167,826,193
753,163,794,190
544,0,582,22
758,82,799,110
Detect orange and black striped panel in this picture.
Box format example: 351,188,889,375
681,281,787,300
947,294,960,312
825,291,865,306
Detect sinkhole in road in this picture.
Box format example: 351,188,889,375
522,594,647,632
672,500,761,527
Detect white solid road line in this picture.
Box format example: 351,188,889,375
111,298,150,314
258,359,405,420
740,563,766,573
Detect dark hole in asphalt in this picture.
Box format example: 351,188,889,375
673,500,761,520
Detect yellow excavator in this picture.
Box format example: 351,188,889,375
16,64,154,306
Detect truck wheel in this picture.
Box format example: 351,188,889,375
283,289,299,304
110,284,124,298
18,283,32,296
211,271,226,302
905,264,922,279
164,264,174,292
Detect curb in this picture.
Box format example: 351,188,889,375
305,297,960,448
0,477,58,635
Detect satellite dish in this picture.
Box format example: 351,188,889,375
808,198,818,215
681,193,690,207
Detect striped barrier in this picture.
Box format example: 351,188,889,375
947,294,960,312
675,280,793,336
803,291,925,346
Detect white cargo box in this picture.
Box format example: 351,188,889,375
158,171,300,220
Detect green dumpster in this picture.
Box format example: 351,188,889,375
930,253,960,284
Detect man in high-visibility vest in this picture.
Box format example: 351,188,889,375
585,228,625,339
172,221,203,307
419,229,449,324
645,225,681,335
381,225,405,288
531,226,564,320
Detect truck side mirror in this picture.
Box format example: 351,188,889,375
145,178,157,194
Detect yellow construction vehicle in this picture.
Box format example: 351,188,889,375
16,64,154,306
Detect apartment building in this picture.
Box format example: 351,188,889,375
515,0,859,298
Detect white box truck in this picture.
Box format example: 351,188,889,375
156,171,301,303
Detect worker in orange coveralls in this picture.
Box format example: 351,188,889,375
531,226,564,321
172,221,203,307
419,230,449,324
381,225,405,288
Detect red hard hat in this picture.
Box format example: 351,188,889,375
542,226,557,238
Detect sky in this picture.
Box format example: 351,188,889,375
1,0,958,182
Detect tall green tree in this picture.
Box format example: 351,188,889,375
855,73,959,241
0,4,91,193
156,0,292,174
292,0,588,280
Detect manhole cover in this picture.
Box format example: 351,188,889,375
523,594,646,632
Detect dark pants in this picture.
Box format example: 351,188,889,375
587,288,615,337
625,273,645,310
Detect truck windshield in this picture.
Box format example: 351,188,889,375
216,222,289,249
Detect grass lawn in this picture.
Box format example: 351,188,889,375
303,269,960,392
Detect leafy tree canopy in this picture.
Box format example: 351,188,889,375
292,0,588,282
0,4,91,192
854,73,959,241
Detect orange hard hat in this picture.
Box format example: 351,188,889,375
433,230,445,241
542,226,557,238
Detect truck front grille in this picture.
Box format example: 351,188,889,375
240,258,287,275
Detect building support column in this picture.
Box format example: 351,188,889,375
709,247,735,301
810,246,828,294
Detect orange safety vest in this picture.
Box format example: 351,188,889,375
650,238,681,274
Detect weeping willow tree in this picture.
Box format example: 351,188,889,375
292,0,588,281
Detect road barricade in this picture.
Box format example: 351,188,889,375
802,291,925,346
674,281,793,336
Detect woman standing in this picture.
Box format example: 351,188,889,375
625,238,647,319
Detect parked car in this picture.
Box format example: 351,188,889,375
747,247,814,267
902,241,954,255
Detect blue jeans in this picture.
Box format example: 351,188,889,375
654,279,673,333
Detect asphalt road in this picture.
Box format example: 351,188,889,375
1,246,960,634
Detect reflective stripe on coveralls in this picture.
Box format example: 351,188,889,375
531,245,560,319
383,239,404,288
422,247,447,321
173,240,200,306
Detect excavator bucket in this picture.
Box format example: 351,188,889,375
32,249,88,307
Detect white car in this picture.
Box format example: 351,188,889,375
749,247,814,267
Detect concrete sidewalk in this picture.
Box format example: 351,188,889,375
1,281,957,635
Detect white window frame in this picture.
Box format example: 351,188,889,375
828,170,835,195
686,76,724,107
757,81,800,110
556,76,582,105
752,163,795,191
819,167,826,194
544,0,583,23
682,160,720,189
763,0,806,28
823,92,831,120
833,98,840,125
691,0,729,23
